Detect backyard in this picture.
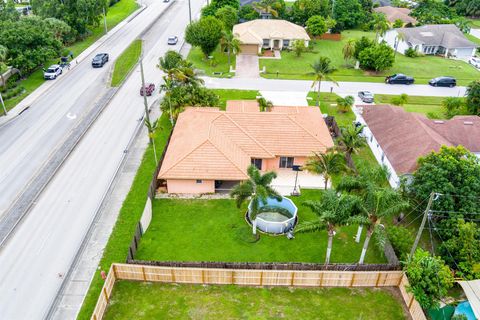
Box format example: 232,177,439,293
260,30,480,85
103,281,408,319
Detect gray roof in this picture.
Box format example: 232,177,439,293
397,24,477,49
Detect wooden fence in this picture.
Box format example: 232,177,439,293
91,263,426,320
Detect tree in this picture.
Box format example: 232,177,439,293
215,5,238,31
238,4,260,20
309,56,337,106
393,19,404,28
353,36,374,59
254,0,285,18
292,39,307,57
466,80,480,115
306,15,327,37
221,30,241,66
338,124,366,169
404,249,454,310
0,0,20,22
289,0,329,26
257,97,273,111
185,16,224,58
442,96,465,118
297,190,357,264
336,95,354,113
230,165,281,215
303,148,346,189
202,0,240,16
411,0,456,24
372,12,389,42
0,45,7,73
333,0,365,30
157,50,184,80
358,43,395,72
342,39,356,64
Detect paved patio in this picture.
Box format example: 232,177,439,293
271,169,327,196
235,54,259,78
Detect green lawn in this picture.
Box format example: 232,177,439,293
76,115,173,320
468,18,480,29
103,281,407,320
307,91,355,127
211,89,260,109
111,39,142,86
260,30,480,85
135,189,386,264
2,0,139,113
375,94,446,118
187,46,235,78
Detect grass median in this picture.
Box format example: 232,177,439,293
111,39,142,87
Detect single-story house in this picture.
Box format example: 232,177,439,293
373,6,417,25
357,105,480,187
233,19,310,55
157,101,334,194
381,24,477,59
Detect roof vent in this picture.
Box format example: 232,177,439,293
464,121,474,125
434,120,444,124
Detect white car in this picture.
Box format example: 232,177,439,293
469,57,480,69
43,65,63,80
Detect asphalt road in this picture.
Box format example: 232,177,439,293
0,0,203,318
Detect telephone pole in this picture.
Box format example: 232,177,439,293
408,192,436,261
188,0,192,23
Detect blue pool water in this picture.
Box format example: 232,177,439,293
454,301,476,320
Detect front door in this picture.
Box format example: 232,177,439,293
273,39,280,50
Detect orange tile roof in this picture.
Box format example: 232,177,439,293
158,103,334,180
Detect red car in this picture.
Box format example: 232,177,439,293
140,83,155,96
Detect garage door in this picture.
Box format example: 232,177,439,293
240,44,258,55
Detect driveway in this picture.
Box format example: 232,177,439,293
235,54,259,78
271,169,327,196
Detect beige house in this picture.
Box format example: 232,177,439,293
233,20,310,55
157,101,334,194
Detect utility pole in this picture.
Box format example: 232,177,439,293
188,0,192,24
103,7,108,34
0,92,6,116
140,56,158,164
408,192,436,261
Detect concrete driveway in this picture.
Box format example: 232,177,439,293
235,54,259,78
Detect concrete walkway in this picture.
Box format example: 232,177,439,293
235,54,260,78
260,91,309,106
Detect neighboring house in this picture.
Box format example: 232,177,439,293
381,24,477,59
157,101,334,194
233,19,310,55
373,6,417,25
357,105,480,187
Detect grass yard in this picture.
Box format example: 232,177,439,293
3,0,139,113
375,94,446,118
187,46,235,78
307,91,355,127
111,39,142,86
76,115,173,320
260,30,480,85
135,189,386,264
103,281,408,320
212,89,260,109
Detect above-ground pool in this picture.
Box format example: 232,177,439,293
247,196,298,235
454,301,476,320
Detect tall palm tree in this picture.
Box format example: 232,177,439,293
230,165,281,216
296,190,357,264
342,39,356,64
254,0,280,18
303,147,346,189
338,124,366,169
373,13,389,42
309,56,337,107
338,168,409,264
394,32,406,57
157,50,184,80
159,76,176,124
222,30,241,66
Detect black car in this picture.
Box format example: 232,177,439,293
92,53,109,68
358,91,374,103
429,76,456,88
385,74,414,85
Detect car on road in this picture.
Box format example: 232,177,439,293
385,74,414,85
167,36,178,45
92,53,109,68
358,91,374,103
469,57,480,69
428,76,456,88
43,65,62,80
140,83,156,96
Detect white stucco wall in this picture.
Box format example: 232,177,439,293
381,30,410,55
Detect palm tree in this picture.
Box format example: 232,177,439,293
253,0,280,18
342,39,356,65
257,97,273,112
336,95,354,113
394,32,406,57
175,64,204,88
222,30,241,66
159,76,176,124
297,190,357,264
230,165,281,217
309,57,337,107
157,50,184,80
337,168,409,264
373,13,389,42
303,147,346,190
338,124,366,170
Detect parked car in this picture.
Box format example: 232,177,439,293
140,83,155,96
92,53,109,68
429,76,456,88
469,57,480,69
43,65,62,80
167,36,178,45
358,91,374,103
163,0,170,2
385,74,414,85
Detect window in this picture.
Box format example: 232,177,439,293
381,153,385,162
263,39,270,47
196,179,202,184
251,158,263,170
370,135,373,142
279,157,294,168
283,39,290,47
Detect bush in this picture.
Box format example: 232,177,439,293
387,225,414,259
6,73,20,89
2,86,25,100
358,43,395,72
393,19,403,28
404,47,419,58
391,93,408,106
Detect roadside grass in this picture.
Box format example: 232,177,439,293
211,89,260,109
2,0,139,113
260,30,480,85
307,91,354,127
111,39,142,87
468,18,480,29
76,115,173,320
187,46,235,78
465,33,480,46
103,281,407,320
375,94,446,118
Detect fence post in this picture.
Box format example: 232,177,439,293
318,272,324,286
103,287,109,303
350,273,355,287
290,272,295,286
375,273,381,287
259,271,263,286
171,268,176,282
142,266,147,281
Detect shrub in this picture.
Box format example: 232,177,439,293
391,93,408,106
442,96,465,118
292,39,307,57
393,19,403,28
387,225,413,259
358,43,395,72
404,47,419,58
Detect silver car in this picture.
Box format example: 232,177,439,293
43,65,62,80
358,91,374,103
167,36,178,45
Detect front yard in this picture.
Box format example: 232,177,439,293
260,30,479,85
103,281,407,319
375,94,446,118
187,46,235,78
